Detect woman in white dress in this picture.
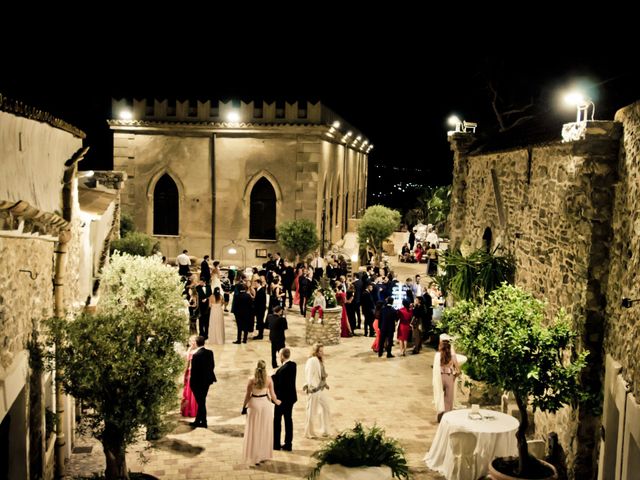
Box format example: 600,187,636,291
304,343,332,438
211,260,222,291
242,360,281,465
209,287,225,344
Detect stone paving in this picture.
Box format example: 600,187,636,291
64,259,445,479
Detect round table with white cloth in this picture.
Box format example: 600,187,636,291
424,408,519,479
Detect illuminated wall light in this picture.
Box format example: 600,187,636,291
332,120,341,128
226,111,240,123
119,109,133,120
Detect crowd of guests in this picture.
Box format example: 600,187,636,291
173,247,447,466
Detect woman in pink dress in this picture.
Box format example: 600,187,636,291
293,266,302,306
335,283,352,337
397,299,413,356
181,336,198,418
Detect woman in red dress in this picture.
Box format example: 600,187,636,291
181,336,198,418
371,301,383,352
414,243,424,263
397,299,413,356
335,282,352,337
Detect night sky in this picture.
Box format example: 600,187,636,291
3,30,638,213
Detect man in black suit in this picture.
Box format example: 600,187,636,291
361,282,376,337
267,305,288,368
352,273,363,329
252,279,267,339
298,270,311,317
272,347,297,451
189,336,216,427
196,280,212,339
232,283,253,344
200,255,211,284
378,297,398,358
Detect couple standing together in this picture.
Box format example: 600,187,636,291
242,348,297,465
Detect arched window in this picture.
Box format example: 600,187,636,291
153,174,179,235
482,227,493,252
250,177,276,239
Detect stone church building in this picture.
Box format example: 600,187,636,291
109,99,370,264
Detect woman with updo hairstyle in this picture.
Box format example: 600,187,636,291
241,360,281,465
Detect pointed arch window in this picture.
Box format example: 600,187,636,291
153,174,179,235
250,177,276,239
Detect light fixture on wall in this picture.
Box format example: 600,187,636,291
564,91,595,123
226,111,240,123
119,109,133,120
221,240,245,270
621,297,640,308
447,115,477,135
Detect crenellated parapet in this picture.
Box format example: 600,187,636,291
109,98,372,152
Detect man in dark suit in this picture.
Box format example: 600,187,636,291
200,255,211,284
189,336,216,427
272,347,297,451
361,282,376,337
298,270,311,317
252,279,267,339
232,283,253,344
378,297,398,358
196,280,212,339
352,273,363,329
267,305,288,368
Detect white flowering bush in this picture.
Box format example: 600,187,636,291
99,252,186,321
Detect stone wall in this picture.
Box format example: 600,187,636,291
305,307,342,345
605,101,640,400
0,237,54,373
447,121,622,478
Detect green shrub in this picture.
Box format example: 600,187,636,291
277,219,320,261
110,232,159,257
308,422,409,479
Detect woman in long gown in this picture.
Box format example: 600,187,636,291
293,266,302,306
211,260,222,291
335,283,352,337
371,301,383,352
180,336,198,418
242,360,281,465
432,334,461,422
209,287,225,344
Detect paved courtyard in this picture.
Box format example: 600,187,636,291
64,260,445,479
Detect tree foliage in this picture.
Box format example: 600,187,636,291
46,253,187,479
404,186,450,231
357,205,401,263
439,247,515,302
277,219,320,260
442,284,588,474
110,231,160,257
119,212,136,237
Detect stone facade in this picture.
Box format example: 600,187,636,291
0,96,123,479
305,307,342,346
109,99,369,264
447,116,633,478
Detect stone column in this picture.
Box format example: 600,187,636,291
447,133,476,248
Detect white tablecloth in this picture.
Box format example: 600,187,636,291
424,408,519,479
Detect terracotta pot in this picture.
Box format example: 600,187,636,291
488,457,558,480
318,464,393,480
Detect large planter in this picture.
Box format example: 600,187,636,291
306,306,342,345
488,457,558,480
318,464,393,480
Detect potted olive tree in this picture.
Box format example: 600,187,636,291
308,423,409,480
442,284,588,479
